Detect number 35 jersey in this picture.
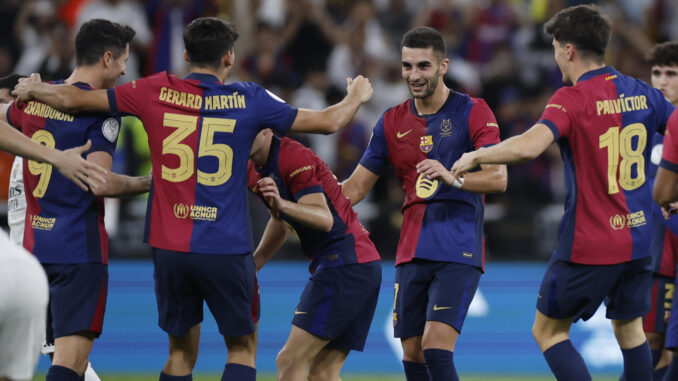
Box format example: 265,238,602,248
539,66,675,265
108,72,297,255
7,82,119,264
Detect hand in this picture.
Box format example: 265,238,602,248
12,73,41,102
661,202,678,219
451,151,480,179
346,75,373,104
52,140,109,191
416,159,456,186
258,177,283,213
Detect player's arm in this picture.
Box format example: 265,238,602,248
291,76,373,134
654,168,678,207
451,123,554,178
86,152,151,197
258,177,333,232
341,164,379,206
0,103,8,122
12,74,110,113
416,159,507,193
253,216,290,272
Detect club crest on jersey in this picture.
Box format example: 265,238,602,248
420,135,433,153
440,118,452,137
102,118,120,143
415,173,439,199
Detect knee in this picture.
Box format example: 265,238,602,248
168,346,199,369
401,339,424,363
308,366,338,381
276,348,297,371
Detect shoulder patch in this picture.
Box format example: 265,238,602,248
102,118,120,143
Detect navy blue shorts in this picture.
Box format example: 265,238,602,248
665,276,678,349
393,259,481,338
537,256,652,321
643,275,674,334
43,263,108,342
153,249,258,338
292,261,381,352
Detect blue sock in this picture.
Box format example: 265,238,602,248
422,348,458,381
159,372,192,381
620,349,662,381
621,341,652,381
663,356,678,381
403,360,428,381
47,365,80,381
221,363,256,381
543,340,591,381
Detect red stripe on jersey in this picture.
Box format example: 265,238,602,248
659,230,678,277
396,203,426,266
89,277,107,333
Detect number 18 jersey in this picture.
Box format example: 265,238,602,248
539,66,675,265
107,72,297,255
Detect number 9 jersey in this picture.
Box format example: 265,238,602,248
107,72,298,255
538,66,675,265
6,82,119,264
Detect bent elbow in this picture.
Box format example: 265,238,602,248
654,188,670,207
320,213,334,233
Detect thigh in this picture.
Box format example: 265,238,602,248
45,263,108,339
643,275,673,334
426,262,481,333
537,257,621,321
607,257,653,320
394,262,430,339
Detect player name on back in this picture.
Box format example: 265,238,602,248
596,94,648,116
24,101,74,122
158,87,247,111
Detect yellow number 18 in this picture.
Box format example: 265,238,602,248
598,123,647,194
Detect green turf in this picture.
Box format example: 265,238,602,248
33,373,620,380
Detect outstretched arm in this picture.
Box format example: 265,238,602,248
13,74,110,114
291,76,373,134
253,216,290,272
86,151,151,197
451,123,554,178
416,159,507,193
341,164,379,206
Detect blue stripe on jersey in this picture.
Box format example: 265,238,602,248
294,185,323,200
556,138,577,258
538,119,560,141
660,159,678,173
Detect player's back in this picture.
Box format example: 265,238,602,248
540,66,675,264
109,72,297,255
7,82,117,264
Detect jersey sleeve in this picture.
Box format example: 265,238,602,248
660,109,678,173
107,77,154,117
252,84,298,136
85,116,121,156
6,101,26,129
537,88,575,140
358,115,389,175
247,161,260,192
468,98,501,149
656,94,676,135
282,149,323,201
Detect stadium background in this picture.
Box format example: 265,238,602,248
0,0,676,379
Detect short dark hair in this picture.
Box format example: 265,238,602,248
544,4,611,62
401,26,446,60
0,74,26,90
647,41,678,68
184,17,239,68
75,19,136,66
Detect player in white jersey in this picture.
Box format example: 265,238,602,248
7,156,25,245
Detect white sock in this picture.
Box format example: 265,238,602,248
84,362,101,381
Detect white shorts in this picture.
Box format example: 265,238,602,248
0,232,48,380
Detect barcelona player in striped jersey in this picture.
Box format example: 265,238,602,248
343,26,507,381
453,5,675,381
2,20,151,381
247,128,381,380
13,17,372,381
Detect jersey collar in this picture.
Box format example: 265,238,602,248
577,66,615,83
409,89,456,117
256,135,282,176
184,72,222,83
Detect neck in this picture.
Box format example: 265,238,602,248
570,60,605,86
413,82,450,115
251,135,273,168
190,66,228,83
65,66,104,89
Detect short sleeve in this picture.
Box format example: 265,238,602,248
656,95,676,135
108,77,154,117
660,109,678,173
253,84,298,136
246,161,260,192
86,116,120,156
282,149,322,201
358,116,389,175
7,101,26,129
468,99,500,149
537,88,575,140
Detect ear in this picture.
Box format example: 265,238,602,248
102,51,114,69
183,50,189,63
565,43,575,61
223,50,234,68
440,57,450,75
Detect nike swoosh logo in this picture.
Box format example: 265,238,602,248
397,129,413,138
294,309,307,315
433,304,452,311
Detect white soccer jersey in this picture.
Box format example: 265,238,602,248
8,156,26,245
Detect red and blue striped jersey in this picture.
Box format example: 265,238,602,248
247,136,380,273
107,72,297,254
359,91,500,268
7,82,118,264
540,66,675,265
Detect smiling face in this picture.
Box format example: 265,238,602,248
651,65,678,106
401,46,447,99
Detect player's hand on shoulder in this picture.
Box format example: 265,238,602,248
346,75,373,104
54,140,109,191
12,73,41,102
416,159,456,186
451,151,480,179
662,202,678,219
258,177,282,212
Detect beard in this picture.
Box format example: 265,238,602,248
408,69,440,99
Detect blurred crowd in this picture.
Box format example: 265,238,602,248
1,0,677,260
